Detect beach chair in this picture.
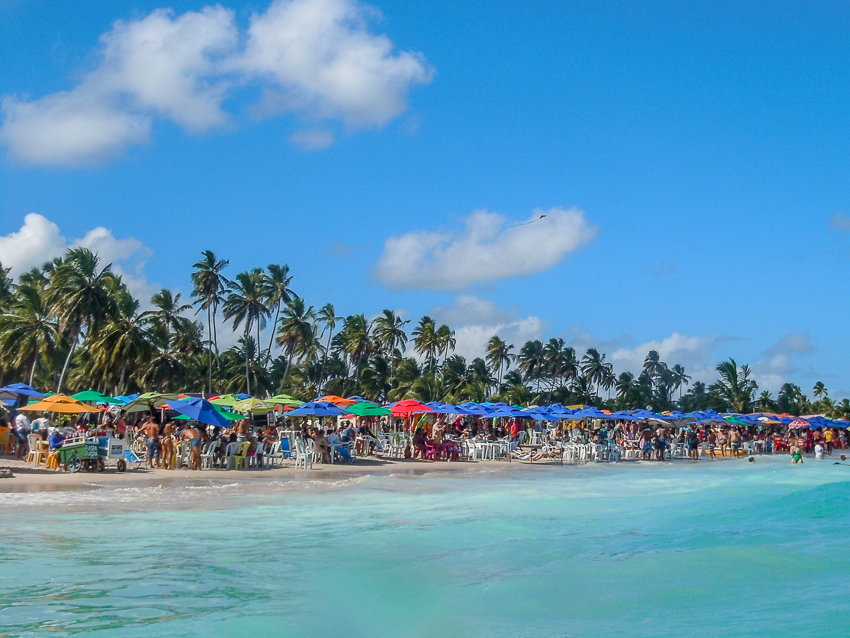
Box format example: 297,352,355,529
294,437,313,469
265,441,282,467
0,427,12,455
247,442,265,469
227,442,250,470
200,441,219,469
26,434,47,466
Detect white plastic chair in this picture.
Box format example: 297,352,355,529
200,440,219,469
294,437,313,469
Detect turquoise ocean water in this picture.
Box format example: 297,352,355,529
1,456,848,637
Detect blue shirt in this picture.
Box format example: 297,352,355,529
49,433,65,449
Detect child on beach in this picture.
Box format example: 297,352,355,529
707,429,717,460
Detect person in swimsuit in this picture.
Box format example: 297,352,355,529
160,421,175,469
790,441,803,464
234,419,250,442
686,428,699,461
717,430,728,457
181,426,202,470
729,428,742,455
143,418,161,469
707,429,717,460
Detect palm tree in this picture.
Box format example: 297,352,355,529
709,359,758,413
316,303,340,393
435,324,456,366
0,262,13,311
756,390,778,412
334,314,373,395
517,340,545,392
190,250,229,393
0,282,58,385
615,371,635,400
87,287,152,394
813,381,827,399
669,364,691,399
48,248,118,392
412,316,438,370
261,264,296,359
643,350,666,387
580,348,609,399
141,289,192,337
223,269,270,394
276,298,316,388
372,309,409,360
486,336,514,390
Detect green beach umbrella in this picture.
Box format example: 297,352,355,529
123,392,180,413
233,397,273,414
266,394,302,407
209,394,243,407
345,401,392,416
72,389,116,403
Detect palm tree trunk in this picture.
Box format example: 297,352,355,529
318,330,332,393
119,360,128,395
245,327,251,395
28,349,38,386
267,302,280,360
207,305,213,394
56,325,80,393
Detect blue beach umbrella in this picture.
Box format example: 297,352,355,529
288,401,347,417
166,397,232,428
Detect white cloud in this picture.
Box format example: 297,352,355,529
428,295,546,362
0,214,158,304
610,332,726,381
0,0,431,167
289,129,335,150
754,331,816,393
239,0,432,127
374,207,598,291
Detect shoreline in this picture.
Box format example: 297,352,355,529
0,452,765,493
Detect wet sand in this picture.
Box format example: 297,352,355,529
0,455,561,493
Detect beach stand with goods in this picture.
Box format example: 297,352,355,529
56,437,101,473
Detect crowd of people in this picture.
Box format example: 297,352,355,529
2,406,846,470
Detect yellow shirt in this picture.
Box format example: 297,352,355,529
825,430,833,442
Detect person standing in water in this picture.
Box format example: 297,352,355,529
790,440,804,464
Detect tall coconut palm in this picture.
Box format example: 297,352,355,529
87,287,153,394
580,348,610,399
813,381,827,399
141,289,192,337
0,262,13,311
190,250,229,393
261,264,296,360
435,324,456,366
48,248,118,392
486,335,514,391
709,358,758,413
411,316,438,370
223,269,270,395
276,298,316,387
670,364,691,399
643,350,666,387
315,303,340,393
517,339,545,392
0,283,59,385
372,309,409,359
334,314,372,394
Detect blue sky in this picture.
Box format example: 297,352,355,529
1,0,849,396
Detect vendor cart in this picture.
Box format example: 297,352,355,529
57,438,101,473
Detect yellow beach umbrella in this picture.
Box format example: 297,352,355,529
232,397,273,414
20,393,100,414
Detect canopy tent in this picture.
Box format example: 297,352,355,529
345,401,392,416
288,401,347,417
19,394,99,414
166,398,233,428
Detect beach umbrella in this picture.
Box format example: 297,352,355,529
209,394,244,407
788,418,810,428
425,402,464,414
387,399,433,416
166,398,232,428
71,389,118,403
489,406,531,419
345,401,392,416
232,397,273,414
122,392,179,413
316,395,357,407
0,383,46,401
19,394,99,414
266,394,303,407
288,401,347,417
456,402,492,416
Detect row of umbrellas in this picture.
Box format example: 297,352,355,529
4,383,848,430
